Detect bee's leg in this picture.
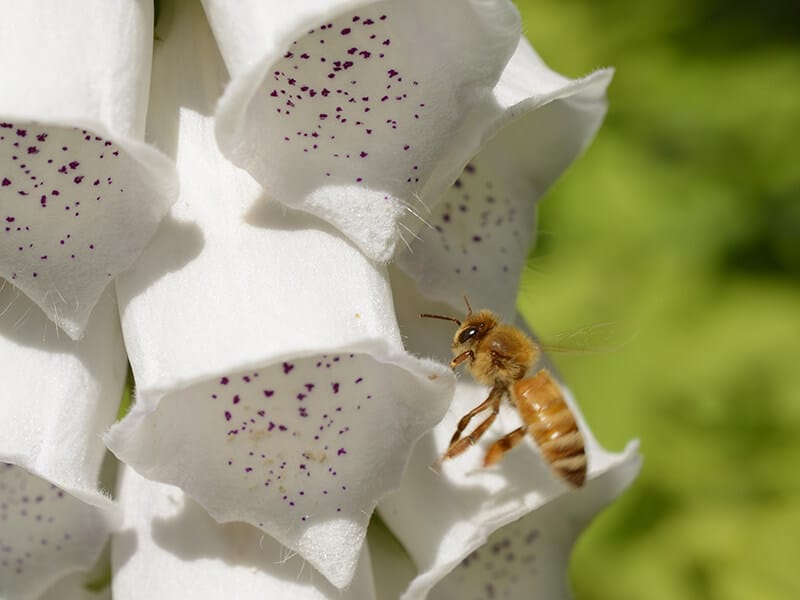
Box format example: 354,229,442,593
450,350,473,370
448,385,503,446
438,386,503,463
482,426,527,467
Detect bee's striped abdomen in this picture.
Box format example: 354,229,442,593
513,370,587,487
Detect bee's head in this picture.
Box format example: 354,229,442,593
451,310,498,353
419,297,498,356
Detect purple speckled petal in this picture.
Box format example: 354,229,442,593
0,284,124,599
112,466,376,600
0,465,116,600
427,466,639,600
206,0,521,261
106,2,452,590
0,3,177,339
0,124,177,339
395,39,613,318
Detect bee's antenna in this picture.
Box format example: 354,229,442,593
463,296,472,316
419,313,461,326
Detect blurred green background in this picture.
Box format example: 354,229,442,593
513,1,800,599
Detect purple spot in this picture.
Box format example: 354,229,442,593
224,411,232,421
263,389,274,397
332,382,340,394
338,448,347,456
283,362,294,374
232,395,240,405
1,178,10,186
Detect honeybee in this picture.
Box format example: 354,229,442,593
421,297,587,487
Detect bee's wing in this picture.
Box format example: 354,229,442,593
535,322,637,354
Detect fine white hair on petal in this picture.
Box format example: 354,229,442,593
106,0,453,590
112,466,376,600
395,37,614,318
0,2,178,339
205,0,522,262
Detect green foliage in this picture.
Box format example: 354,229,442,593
514,1,800,598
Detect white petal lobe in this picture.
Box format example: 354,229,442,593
396,39,613,316
0,2,177,338
0,286,124,599
207,0,522,261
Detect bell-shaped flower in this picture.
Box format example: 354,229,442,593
395,41,612,319
104,0,452,590
0,287,126,599
0,2,177,339
202,0,523,262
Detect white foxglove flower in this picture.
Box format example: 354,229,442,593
395,38,613,318
1,0,636,597
112,466,376,599
104,0,452,590
0,287,126,600
0,1,177,339
380,288,641,599
202,0,522,262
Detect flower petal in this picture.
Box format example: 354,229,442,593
395,38,613,317
205,0,521,261
0,285,124,598
427,453,640,600
0,2,177,339
0,465,114,600
104,1,452,589
112,466,376,599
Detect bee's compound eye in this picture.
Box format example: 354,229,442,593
458,326,479,344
